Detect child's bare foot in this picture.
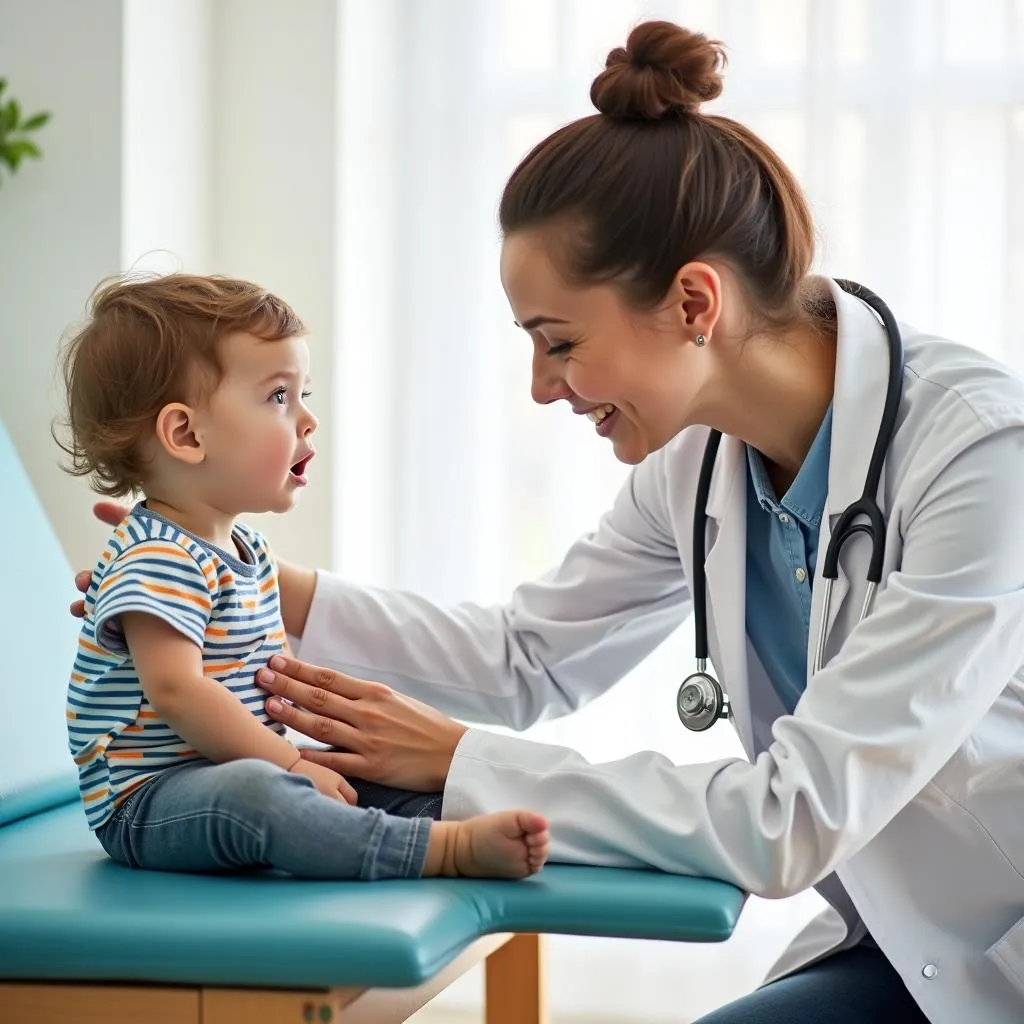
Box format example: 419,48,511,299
424,811,549,879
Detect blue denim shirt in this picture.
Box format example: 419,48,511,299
745,406,833,713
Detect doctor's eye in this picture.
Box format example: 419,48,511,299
546,340,575,358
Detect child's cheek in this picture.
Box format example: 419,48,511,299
255,433,295,476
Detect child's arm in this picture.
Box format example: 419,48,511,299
122,611,302,767
120,611,355,804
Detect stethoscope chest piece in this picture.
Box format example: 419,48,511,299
676,671,729,732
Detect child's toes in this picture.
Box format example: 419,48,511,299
516,811,548,836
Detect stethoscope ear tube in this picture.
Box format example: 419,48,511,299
692,428,722,664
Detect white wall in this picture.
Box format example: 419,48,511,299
123,0,213,273
0,0,339,573
208,0,338,570
0,0,125,572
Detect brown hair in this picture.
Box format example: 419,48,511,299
55,273,306,497
499,20,816,326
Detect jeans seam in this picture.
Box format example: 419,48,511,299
359,809,389,880
401,818,430,877
129,807,265,845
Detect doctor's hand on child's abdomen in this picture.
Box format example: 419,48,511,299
257,655,469,793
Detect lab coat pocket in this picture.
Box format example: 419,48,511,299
986,915,1024,999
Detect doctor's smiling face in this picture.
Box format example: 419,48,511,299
497,24,821,468
500,228,724,465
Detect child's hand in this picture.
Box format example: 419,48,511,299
289,758,358,805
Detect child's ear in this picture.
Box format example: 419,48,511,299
155,403,205,465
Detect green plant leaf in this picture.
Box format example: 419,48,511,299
21,111,50,131
1,101,17,133
0,139,40,171
0,79,6,100
9,139,41,159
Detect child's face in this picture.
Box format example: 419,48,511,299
195,331,318,515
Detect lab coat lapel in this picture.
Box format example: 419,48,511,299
809,279,893,675
703,432,754,752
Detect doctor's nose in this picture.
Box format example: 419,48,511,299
531,361,573,406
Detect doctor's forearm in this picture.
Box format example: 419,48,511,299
277,560,317,638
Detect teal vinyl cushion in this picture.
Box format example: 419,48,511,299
0,421,81,825
0,799,745,989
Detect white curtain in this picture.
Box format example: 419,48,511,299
332,2,1024,1019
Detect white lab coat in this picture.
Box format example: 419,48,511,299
298,280,1024,1022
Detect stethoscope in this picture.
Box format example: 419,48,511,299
676,279,905,731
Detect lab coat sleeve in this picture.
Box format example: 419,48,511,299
444,427,1024,896
298,456,691,730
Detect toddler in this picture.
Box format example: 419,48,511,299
57,273,549,880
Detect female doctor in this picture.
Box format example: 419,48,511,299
77,20,1024,1024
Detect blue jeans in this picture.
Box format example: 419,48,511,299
95,758,443,880
693,942,928,1023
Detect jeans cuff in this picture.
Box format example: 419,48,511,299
362,812,432,880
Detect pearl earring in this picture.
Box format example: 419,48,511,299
695,334,706,347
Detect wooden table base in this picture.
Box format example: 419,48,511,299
0,932,548,1024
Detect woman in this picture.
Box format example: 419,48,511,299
76,21,1024,1024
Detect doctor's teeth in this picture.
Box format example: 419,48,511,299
588,405,616,424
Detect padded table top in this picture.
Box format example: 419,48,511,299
0,799,746,989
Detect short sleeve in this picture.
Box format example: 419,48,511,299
93,538,215,656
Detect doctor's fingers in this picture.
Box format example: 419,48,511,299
261,654,385,701
265,694,363,750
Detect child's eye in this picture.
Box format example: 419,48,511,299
270,387,287,405
301,389,312,400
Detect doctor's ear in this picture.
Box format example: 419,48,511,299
669,261,723,344
154,403,206,465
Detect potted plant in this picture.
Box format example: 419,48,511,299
0,78,50,188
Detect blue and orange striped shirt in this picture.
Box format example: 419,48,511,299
67,505,287,829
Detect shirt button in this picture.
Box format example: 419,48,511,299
922,963,938,979
794,567,807,583
778,513,790,524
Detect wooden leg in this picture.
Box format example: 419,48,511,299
0,982,199,1024
484,932,548,1024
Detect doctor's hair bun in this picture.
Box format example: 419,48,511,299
591,21,726,121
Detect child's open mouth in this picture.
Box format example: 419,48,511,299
289,452,315,485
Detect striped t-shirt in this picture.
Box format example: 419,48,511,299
67,505,287,829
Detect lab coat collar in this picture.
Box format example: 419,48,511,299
704,277,890,522
825,277,894,516
700,430,754,751
704,431,746,522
